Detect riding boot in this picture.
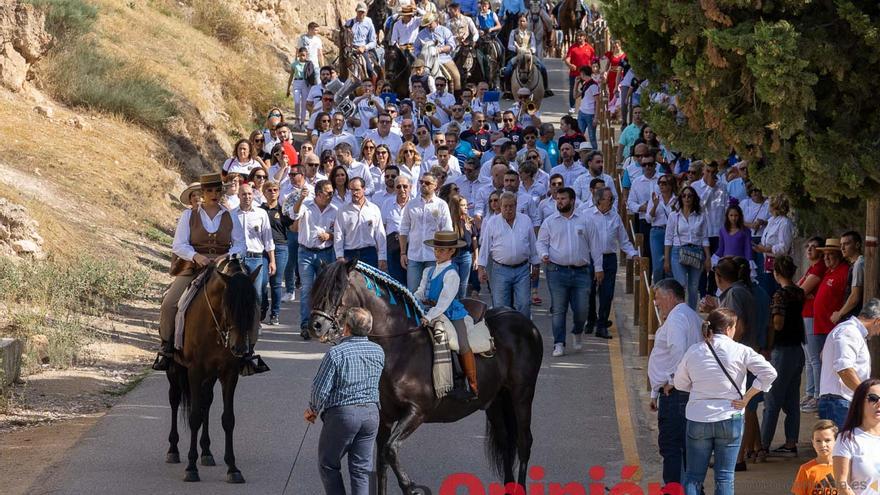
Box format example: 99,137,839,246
151,340,174,371
461,351,479,399
542,71,554,97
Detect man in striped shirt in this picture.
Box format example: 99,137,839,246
305,307,385,495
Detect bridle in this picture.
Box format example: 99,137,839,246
310,285,347,344
202,273,247,357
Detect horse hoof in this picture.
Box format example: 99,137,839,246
200,455,216,466
165,452,180,464
183,470,200,482
226,471,246,484
409,485,430,495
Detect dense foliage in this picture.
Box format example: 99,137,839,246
604,0,880,229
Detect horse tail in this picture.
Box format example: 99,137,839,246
484,387,518,477
175,362,192,428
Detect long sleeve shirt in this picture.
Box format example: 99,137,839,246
477,213,540,267
415,26,456,64
739,198,770,237
172,207,246,261
715,228,753,260
760,215,794,256
309,336,385,413
819,316,871,401
345,161,377,197
626,174,659,220
381,196,410,234
591,209,639,260
390,16,421,46
691,178,728,237
349,17,377,50
549,162,588,188
572,171,618,209
333,200,387,260
232,207,275,254
646,193,676,227
399,195,453,262
674,334,777,422
414,260,459,321
536,210,603,267
648,303,704,398
295,201,338,249
664,210,710,247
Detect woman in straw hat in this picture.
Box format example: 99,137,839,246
179,182,202,209
414,230,479,400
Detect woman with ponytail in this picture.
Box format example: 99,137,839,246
674,308,777,495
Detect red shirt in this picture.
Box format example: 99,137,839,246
799,261,826,318
566,43,595,77
813,262,849,335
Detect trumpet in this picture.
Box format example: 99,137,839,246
464,105,472,113
425,102,436,115
368,100,375,107
526,102,538,114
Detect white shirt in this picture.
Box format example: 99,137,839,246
381,195,410,234
222,194,240,211
415,143,435,162
520,177,548,206
295,201,338,249
622,156,642,186
832,428,880,495
739,198,770,237
572,171,618,209
477,213,540,267
536,210,602,267
538,196,562,224
333,200,387,260
691,178,729,237
549,162,588,188
427,91,456,124
280,183,314,217
452,175,486,215
626,174,659,220
399,195,453,262
592,209,639,258
509,102,541,128
307,83,326,108
222,158,262,177
345,161,377,196
172,207,246,261
296,34,323,68
423,158,462,181
390,16,420,46
664,210,710,247
578,80,600,114
648,303,704,398
646,193,676,227
371,188,395,210
232,207,275,254
820,317,871,402
510,190,540,227
363,129,404,160
473,182,502,218
414,260,459,321
330,190,351,210
760,215,794,256
315,131,358,159
354,96,384,137
674,334,777,422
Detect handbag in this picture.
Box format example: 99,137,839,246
706,341,743,399
763,254,775,273
676,214,705,269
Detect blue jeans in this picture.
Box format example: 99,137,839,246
284,230,299,294
577,111,597,150
684,416,744,495
818,396,850,428
588,253,618,332
386,233,406,285
262,245,288,318
298,246,335,329
502,58,548,85
406,259,435,292
658,390,689,486
568,75,577,109
489,262,531,318
344,246,378,268
650,227,668,283
761,345,804,448
804,326,826,398
670,246,702,309
318,404,380,495
244,255,266,306
452,251,473,299
546,263,592,345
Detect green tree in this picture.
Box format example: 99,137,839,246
604,0,880,229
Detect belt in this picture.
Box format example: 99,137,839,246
301,245,333,253
495,259,528,268
245,251,265,258
294,77,304,80
819,394,846,401
552,262,588,269
603,252,617,256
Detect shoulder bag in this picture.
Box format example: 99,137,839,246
676,213,705,269
706,340,743,399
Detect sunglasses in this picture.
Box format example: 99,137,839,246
254,138,264,143
387,109,398,113
503,118,514,122
364,145,376,149
420,180,435,186
868,393,880,404
377,150,389,155
320,118,331,122
269,112,282,117
403,149,416,153
385,175,399,179
305,163,320,167
417,130,428,135
550,182,563,187
253,175,267,180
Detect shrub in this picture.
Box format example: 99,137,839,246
26,0,98,40
191,0,247,47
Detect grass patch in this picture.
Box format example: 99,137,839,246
104,368,150,397
144,226,173,245
43,42,178,129
220,66,288,129
26,0,98,40
190,0,247,47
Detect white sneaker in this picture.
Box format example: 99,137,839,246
568,107,575,115
552,343,564,357
283,292,296,302
572,334,583,350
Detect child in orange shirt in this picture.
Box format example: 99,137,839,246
791,419,838,495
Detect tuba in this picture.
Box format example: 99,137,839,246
526,102,538,114
326,77,362,118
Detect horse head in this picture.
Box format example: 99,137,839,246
210,257,259,357
309,259,360,343
517,49,534,74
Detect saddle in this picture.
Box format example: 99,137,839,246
429,298,494,355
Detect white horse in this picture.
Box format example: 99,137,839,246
510,49,544,108
419,39,455,92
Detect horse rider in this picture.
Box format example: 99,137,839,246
476,0,501,37
415,231,479,400
415,14,461,96
348,3,381,80
390,4,421,65
501,14,553,97
498,0,528,22
153,173,248,371
446,2,479,55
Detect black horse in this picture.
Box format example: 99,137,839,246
385,44,412,99
165,258,259,483
475,35,504,90
309,260,543,494
367,0,390,44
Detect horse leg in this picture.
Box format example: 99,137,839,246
376,420,392,495
165,367,181,464
384,408,426,494
184,372,203,482
221,369,244,483
199,378,216,466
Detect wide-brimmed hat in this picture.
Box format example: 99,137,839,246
423,230,467,249
412,58,426,68
199,173,223,188
817,238,843,252
178,182,202,205
577,142,593,152
400,4,416,15
420,14,435,27
356,2,368,12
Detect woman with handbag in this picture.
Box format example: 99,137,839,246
674,308,777,495
664,185,712,309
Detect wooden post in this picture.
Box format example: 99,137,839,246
625,257,634,294
639,259,649,328
641,258,655,352
633,261,641,327
865,199,880,378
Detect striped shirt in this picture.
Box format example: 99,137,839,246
309,336,385,412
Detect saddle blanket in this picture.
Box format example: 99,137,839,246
173,270,212,350
430,315,495,399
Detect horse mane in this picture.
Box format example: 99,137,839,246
218,262,258,340
311,260,425,322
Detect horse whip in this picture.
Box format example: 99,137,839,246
281,422,311,495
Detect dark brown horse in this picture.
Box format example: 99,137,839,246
557,0,582,56
385,44,412,98
335,4,383,87
164,257,259,483
309,260,543,494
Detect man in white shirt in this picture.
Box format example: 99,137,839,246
315,113,358,159
515,126,551,171
691,160,729,295
818,299,880,426
426,76,457,125
477,192,540,318
390,5,421,50
550,143,587,188
414,124,435,160
648,279,704,486
364,113,404,160
589,186,639,339
334,177,387,270
293,180,338,337
233,184,276,312
474,162,508,228
297,22,325,68
350,80,385,138
572,150,617,208
416,15,460,99
335,142,376,196
399,172,453,291
537,187,603,357
453,157,485,216
382,176,412,284
306,67,337,113
503,170,540,230
372,165,399,208
479,138,515,183
626,155,659,263
423,145,462,182
538,174,565,224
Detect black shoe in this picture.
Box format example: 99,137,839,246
260,309,268,322
584,325,595,335
544,89,554,97
502,92,513,100
300,328,311,340
152,353,171,371
269,316,280,326
734,461,747,472
595,329,613,339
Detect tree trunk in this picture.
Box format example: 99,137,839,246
866,199,880,378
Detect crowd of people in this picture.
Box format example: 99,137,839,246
154,2,880,494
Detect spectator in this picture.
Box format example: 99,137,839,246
297,22,325,71
664,185,711,309
617,105,644,165
814,238,851,362
563,30,595,114
399,172,453,291
381,175,411,285
626,149,659,264
674,308,777,495
233,183,276,312
832,378,880,495
691,160,729,295
790,420,838,495
333,177,387,270
833,231,865,324
799,237,828,413
754,193,794,295
575,65,601,150
259,181,291,326
223,139,264,181
329,165,351,209
818,298,880,426
286,47,314,131
646,173,677,282
714,205,753,265
447,193,478,299
536,123,559,169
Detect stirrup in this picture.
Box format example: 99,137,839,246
152,353,171,371
240,354,270,376
448,385,477,401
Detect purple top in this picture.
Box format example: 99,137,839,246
715,227,753,260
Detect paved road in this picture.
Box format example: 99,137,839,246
31,59,653,495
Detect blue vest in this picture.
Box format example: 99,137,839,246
477,12,497,31
427,264,468,320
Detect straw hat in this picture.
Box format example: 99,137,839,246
817,238,843,252
178,182,201,206
423,231,467,249
412,58,426,68
400,4,416,15
420,13,435,27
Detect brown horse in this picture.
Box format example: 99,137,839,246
164,257,259,483
335,4,383,87
557,0,582,56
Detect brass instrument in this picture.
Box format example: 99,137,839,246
425,102,436,115
526,102,537,115
368,100,375,107
464,105,472,114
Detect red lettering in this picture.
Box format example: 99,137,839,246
587,465,606,495
647,482,683,495
608,482,644,495
488,482,526,495
528,466,546,495
440,473,486,495
548,482,587,495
